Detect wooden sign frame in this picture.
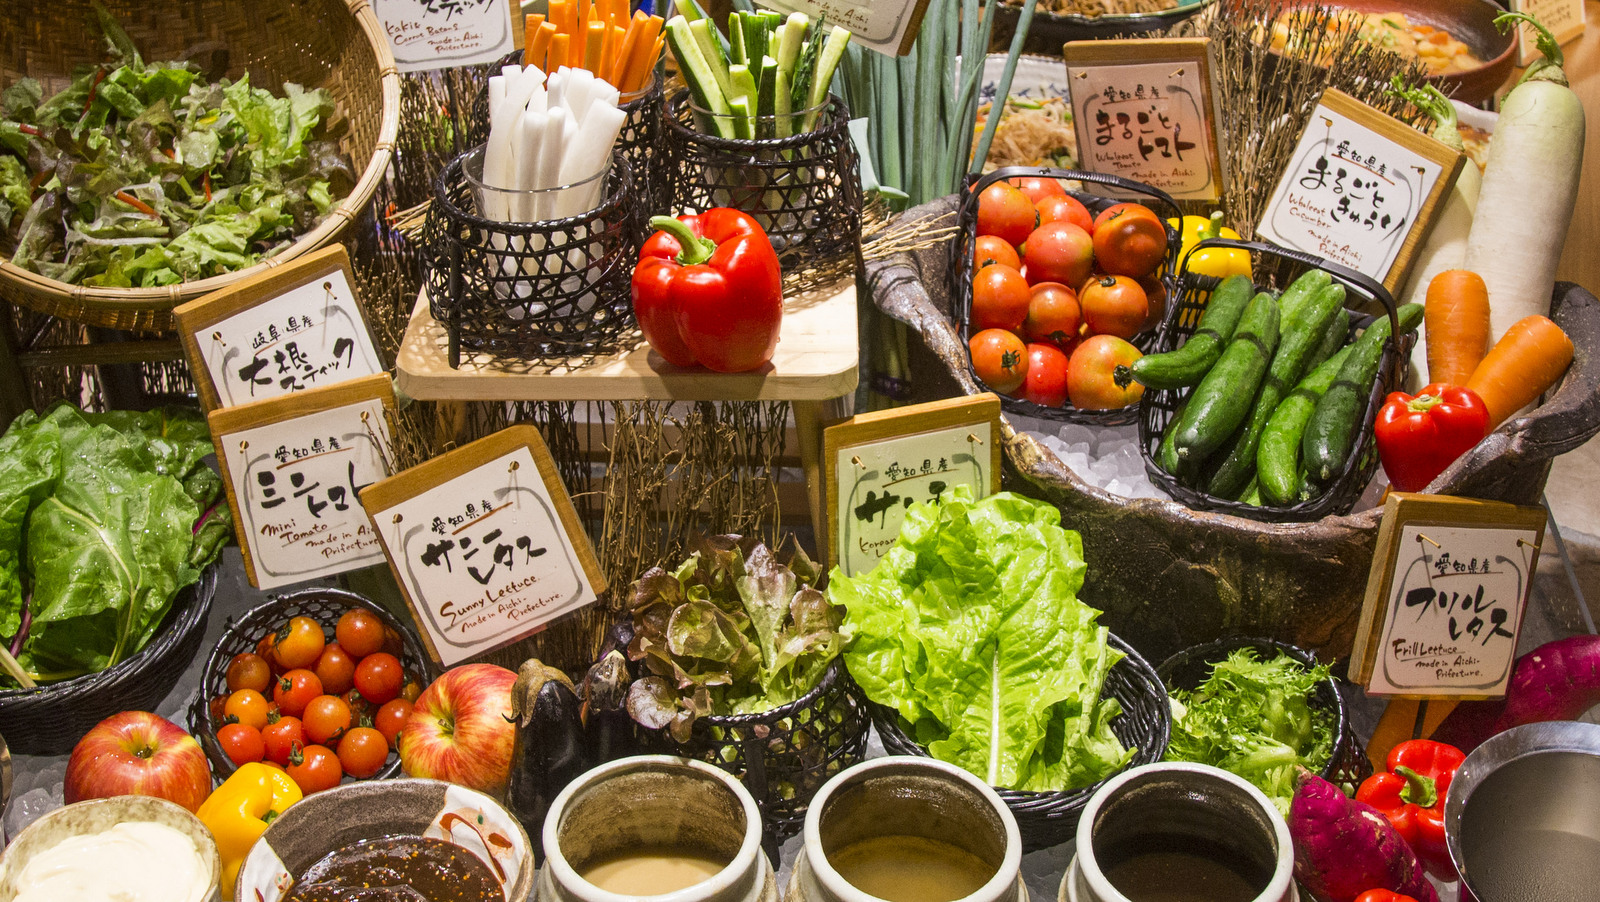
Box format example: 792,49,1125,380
1258,88,1466,295
359,425,607,666
1061,38,1228,202
824,394,1003,575
209,374,396,590
1510,0,1586,66
1349,493,1548,700
174,245,385,411
755,0,932,57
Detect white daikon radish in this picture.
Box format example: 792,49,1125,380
564,68,598,127
488,75,507,124
1462,13,1586,344
534,107,571,221
512,110,549,221
591,79,620,114
546,69,568,113
562,104,625,214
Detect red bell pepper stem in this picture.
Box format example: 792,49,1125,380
647,215,716,266
1392,765,1436,808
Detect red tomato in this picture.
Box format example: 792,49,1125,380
975,182,1038,247
374,699,414,748
313,643,357,698
1138,275,1168,332
1010,176,1067,204
262,716,306,767
225,653,272,694
273,616,327,671
1092,206,1168,278
254,634,281,674
1069,336,1145,410
1020,343,1071,408
1091,202,1162,233
970,264,1031,333
286,744,343,794
1024,282,1081,348
1079,275,1150,339
973,234,1022,273
968,328,1029,395
336,727,390,779
1021,222,1094,289
224,689,271,731
273,669,323,719
303,695,353,746
218,723,265,766
335,609,386,659
354,653,404,706
1036,194,1093,233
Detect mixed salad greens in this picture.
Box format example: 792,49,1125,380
0,404,231,686
0,5,352,287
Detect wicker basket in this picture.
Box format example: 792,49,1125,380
1137,237,1413,521
871,633,1171,852
1156,636,1373,795
186,586,439,782
953,166,1182,428
0,566,218,755
0,0,400,331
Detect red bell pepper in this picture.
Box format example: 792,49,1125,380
1374,383,1490,492
1355,738,1465,882
631,209,782,374
1355,891,1420,902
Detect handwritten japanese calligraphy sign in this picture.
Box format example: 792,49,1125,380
755,0,931,56
175,246,385,412
360,425,606,666
1063,39,1227,202
1511,0,1585,66
824,395,1002,576
1349,493,1548,699
373,0,518,73
210,375,395,590
1257,89,1466,294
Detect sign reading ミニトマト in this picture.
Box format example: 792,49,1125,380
373,0,518,73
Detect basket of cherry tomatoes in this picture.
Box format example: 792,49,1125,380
186,587,440,793
955,166,1181,426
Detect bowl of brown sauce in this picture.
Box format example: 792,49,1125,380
236,778,534,902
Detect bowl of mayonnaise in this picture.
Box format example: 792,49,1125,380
0,795,221,902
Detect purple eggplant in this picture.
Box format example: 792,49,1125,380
507,659,585,863
579,649,635,765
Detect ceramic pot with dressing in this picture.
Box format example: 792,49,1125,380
789,756,1028,902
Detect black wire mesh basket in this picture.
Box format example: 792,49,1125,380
422,146,640,366
1137,237,1413,521
186,586,440,782
952,166,1182,428
660,90,862,271
1156,636,1373,796
871,633,1171,852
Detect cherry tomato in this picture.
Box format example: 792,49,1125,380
313,643,357,697
342,687,373,723
224,689,271,731
254,634,281,673
380,626,405,659
273,616,327,671
973,235,1022,273
286,744,343,794
1024,282,1082,349
1020,342,1071,408
373,699,413,748
968,328,1029,395
262,715,306,767
208,695,228,724
975,182,1038,247
225,652,272,694
335,609,385,659
218,723,266,766
354,653,404,705
303,694,353,745
400,679,423,703
1079,275,1150,339
1069,335,1145,410
1010,176,1067,204
274,669,324,719
1092,206,1168,278
336,727,390,779
971,264,1031,333
1036,194,1093,233
1021,222,1095,288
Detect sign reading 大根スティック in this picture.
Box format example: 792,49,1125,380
374,0,519,72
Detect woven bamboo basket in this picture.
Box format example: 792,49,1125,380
0,0,399,331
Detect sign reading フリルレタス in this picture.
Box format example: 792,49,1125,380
373,0,519,73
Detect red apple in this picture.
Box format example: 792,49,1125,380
398,663,517,795
64,711,212,812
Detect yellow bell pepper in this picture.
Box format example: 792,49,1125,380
196,762,303,899
1167,211,1252,281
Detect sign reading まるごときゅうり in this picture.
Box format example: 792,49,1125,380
374,0,518,73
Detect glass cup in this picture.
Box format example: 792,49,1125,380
685,95,834,142
461,143,611,225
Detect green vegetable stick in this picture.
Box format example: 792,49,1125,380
689,18,734,104
804,26,852,132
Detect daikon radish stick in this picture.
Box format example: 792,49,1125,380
546,69,567,112
513,109,549,222
591,79,620,113
559,103,624,217
534,107,571,220
488,75,507,124
565,68,598,127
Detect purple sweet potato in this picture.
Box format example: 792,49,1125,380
1289,769,1438,902
1432,634,1600,753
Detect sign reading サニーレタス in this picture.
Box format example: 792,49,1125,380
374,0,519,73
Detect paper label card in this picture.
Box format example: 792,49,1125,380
1350,493,1547,699
374,0,518,73
1511,0,1586,66
1257,89,1464,293
755,0,931,57
825,395,1002,576
1064,39,1226,202
175,246,385,411
361,426,606,666
210,376,395,590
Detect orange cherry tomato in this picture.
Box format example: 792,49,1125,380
314,642,357,697
273,616,327,671
973,234,1022,273
975,182,1038,247
218,723,266,765
971,264,1032,333
225,652,272,694
303,694,353,746
1080,275,1150,339
224,689,271,731
336,727,390,779
968,328,1029,395
273,669,324,719
286,744,343,794
335,609,385,659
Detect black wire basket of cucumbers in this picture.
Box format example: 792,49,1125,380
1127,237,1419,522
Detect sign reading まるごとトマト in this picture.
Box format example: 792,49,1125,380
373,0,518,72
1257,89,1464,294
1349,493,1547,699
361,426,606,666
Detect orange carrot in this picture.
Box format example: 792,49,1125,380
603,24,627,82
523,13,544,55
608,12,647,91
1465,315,1574,429
530,21,556,72
617,14,662,94
1424,269,1492,385
550,34,571,74
584,20,606,73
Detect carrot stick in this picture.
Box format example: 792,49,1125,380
577,0,591,33
603,24,627,82
617,14,661,94
550,34,571,74
530,22,556,73
548,0,570,42
608,12,647,91
1465,315,1575,428
584,20,607,73
524,13,545,55
642,34,665,92
1424,269,1492,385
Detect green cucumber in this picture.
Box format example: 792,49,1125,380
1118,273,1255,390
803,26,852,131
729,13,748,64
1170,291,1281,464
756,56,778,126
1275,268,1333,323
1239,475,1262,506
1302,303,1423,484
689,19,734,104
1257,346,1353,505
1158,397,1190,479
1308,306,1351,372
665,17,735,138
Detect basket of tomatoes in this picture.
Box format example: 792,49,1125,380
955,166,1181,426
187,587,441,793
